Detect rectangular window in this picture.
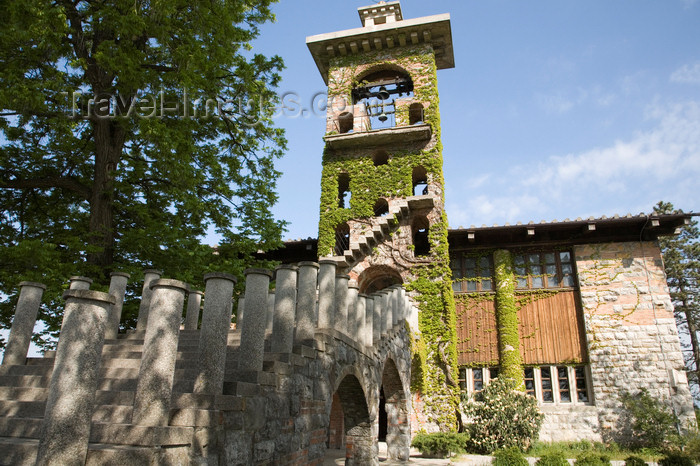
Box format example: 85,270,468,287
489,367,499,381
450,252,494,292
575,366,589,403
524,367,536,398
513,249,577,290
473,368,484,392
541,367,554,402
459,367,467,392
459,366,500,397
557,366,571,402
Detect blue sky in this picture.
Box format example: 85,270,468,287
249,0,700,242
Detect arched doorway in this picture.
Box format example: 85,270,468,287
380,358,410,461
358,265,403,295
332,373,376,465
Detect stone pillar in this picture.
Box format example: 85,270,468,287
68,276,92,290
381,290,392,336
295,261,319,345
2,282,46,366
132,279,187,426
371,292,381,345
35,290,114,466
392,286,402,326
364,295,374,347
347,282,359,342
317,259,336,329
238,268,273,372
236,295,245,327
194,273,237,395
356,294,367,347
266,290,275,334
136,269,162,331
398,287,406,323
184,289,204,330
105,272,130,340
334,275,350,334
271,265,298,354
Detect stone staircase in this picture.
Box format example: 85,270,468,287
330,195,434,268
0,328,248,465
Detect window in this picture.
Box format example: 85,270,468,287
460,366,499,396
412,217,430,256
522,365,592,405
373,198,389,217
408,102,424,125
513,250,576,290
450,252,493,292
352,69,414,130
338,111,353,133
412,165,428,196
334,223,349,256
373,150,389,166
338,173,350,209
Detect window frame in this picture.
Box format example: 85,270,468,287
524,365,593,405
450,251,495,293
512,249,577,291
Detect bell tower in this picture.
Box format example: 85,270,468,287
307,1,459,430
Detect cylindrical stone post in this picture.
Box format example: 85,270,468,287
194,274,236,394
236,295,245,327
271,265,298,354
398,288,406,322
381,290,392,336
105,272,130,340
266,290,275,334
391,286,401,327
238,268,273,372
2,282,46,366
364,295,374,347
136,269,162,331
334,275,350,334
317,259,337,329
356,294,367,347
68,276,92,290
184,289,204,330
371,292,381,345
132,279,187,426
295,261,319,345
347,282,359,342
35,289,114,466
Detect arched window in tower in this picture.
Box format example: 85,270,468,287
334,222,350,256
412,216,430,256
409,102,424,125
338,112,353,134
412,165,428,196
352,69,414,130
338,172,351,209
373,198,389,217
372,149,389,167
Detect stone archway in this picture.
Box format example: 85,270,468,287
334,373,377,465
381,358,410,461
358,265,403,295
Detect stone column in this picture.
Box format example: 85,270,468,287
397,287,406,323
364,295,374,347
132,279,187,426
238,268,273,372
371,292,381,345
184,289,204,330
136,269,162,331
271,265,298,354
381,290,392,336
35,290,114,466
105,272,130,340
295,261,319,345
356,294,367,347
194,273,237,395
391,286,401,327
2,281,46,366
266,290,275,334
236,295,245,327
347,282,359,341
68,276,92,290
317,259,337,329
334,275,350,334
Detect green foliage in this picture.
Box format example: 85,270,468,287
410,431,469,458
493,250,524,388
575,452,612,466
619,389,681,450
682,431,700,463
463,377,543,453
535,452,570,466
658,452,694,466
527,440,659,462
624,455,648,466
0,0,287,349
492,447,529,466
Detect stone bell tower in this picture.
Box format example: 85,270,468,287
307,1,460,430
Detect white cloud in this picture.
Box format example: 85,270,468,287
670,62,700,85
681,0,698,9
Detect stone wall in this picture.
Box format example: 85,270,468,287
574,241,695,441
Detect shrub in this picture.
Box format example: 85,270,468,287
624,455,648,466
492,447,529,466
575,452,611,466
410,431,469,458
619,390,680,450
683,432,700,463
658,452,694,466
463,377,544,454
535,451,570,466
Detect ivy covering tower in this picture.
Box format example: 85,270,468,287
307,1,459,430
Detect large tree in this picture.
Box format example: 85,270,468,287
0,0,287,348
655,201,700,394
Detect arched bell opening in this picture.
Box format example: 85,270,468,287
412,165,428,196
338,172,351,209
372,149,389,167
334,222,350,256
352,68,414,130
338,111,354,133
412,216,431,257
373,198,389,217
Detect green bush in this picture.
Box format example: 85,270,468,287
683,432,700,463
410,431,469,458
463,377,544,454
492,447,529,466
535,451,569,466
575,452,611,466
619,390,681,450
658,452,694,466
624,455,648,466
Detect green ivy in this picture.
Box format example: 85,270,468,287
494,249,524,389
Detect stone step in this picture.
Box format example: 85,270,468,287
0,436,37,466
0,400,45,418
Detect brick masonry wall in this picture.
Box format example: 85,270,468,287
573,241,695,441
